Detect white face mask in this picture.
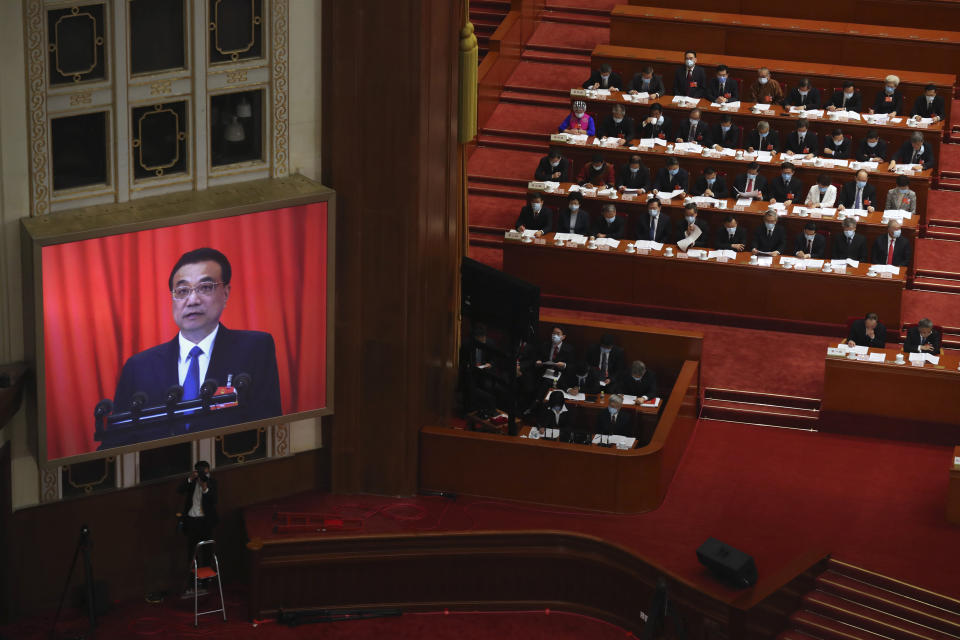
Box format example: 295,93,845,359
833,138,843,146
569,203,579,212
727,226,737,234
592,163,603,171
574,111,585,118
844,91,854,99
531,203,541,212
685,215,696,224
843,229,855,239
866,141,878,148
685,59,695,68
892,229,902,238
612,116,623,123
604,215,616,223
765,222,776,231
689,119,699,126
649,209,659,217
552,334,563,344
601,74,610,83
804,234,816,243
799,90,808,96
706,178,715,185
630,167,639,173
926,95,935,103
758,76,769,85
747,173,757,181
550,160,560,167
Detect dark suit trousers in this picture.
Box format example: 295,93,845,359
183,515,215,566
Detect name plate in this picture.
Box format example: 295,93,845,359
570,88,588,98
550,133,571,143
527,181,547,191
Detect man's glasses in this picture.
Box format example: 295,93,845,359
171,282,224,300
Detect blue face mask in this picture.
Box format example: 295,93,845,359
649,209,659,216
782,173,792,182
608,406,618,416
898,188,909,194
892,229,902,238
685,215,696,224
630,167,639,173
765,222,776,231
706,178,715,185
819,186,828,193
727,226,737,234
669,168,679,176
601,346,611,354
885,86,895,94
721,125,731,133
844,229,855,239
856,180,867,189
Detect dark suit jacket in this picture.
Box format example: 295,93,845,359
903,327,941,355
585,344,626,381
676,118,712,145
706,77,739,102
784,130,819,155
710,123,741,148
615,371,658,400
691,175,728,198
872,89,903,114
856,139,888,162
559,367,602,395
629,73,665,95
616,164,650,191
746,130,780,152
838,182,877,209
596,409,635,438
769,176,804,202
179,475,219,525
534,155,570,182
871,234,911,267
847,319,887,348
652,167,689,192
714,225,747,250
598,115,636,140
112,325,283,435
831,232,869,262
556,207,590,235
752,224,788,253
539,406,581,442
582,70,623,90
673,65,707,98
784,87,821,109
639,115,673,140
792,232,826,258
515,205,554,232
828,90,862,112
822,137,851,159
894,140,936,169
592,215,625,239
733,173,769,200
674,218,710,248
911,95,945,119
636,211,672,243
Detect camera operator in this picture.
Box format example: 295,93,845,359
178,461,218,571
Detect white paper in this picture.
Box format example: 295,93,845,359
736,197,754,207
671,96,699,108
568,134,589,145
563,392,586,401
599,137,624,148
830,258,858,269
621,394,637,405
686,249,705,258
542,368,561,381
634,240,664,250
779,256,797,266
568,234,588,245
594,237,620,249
521,229,538,238
756,151,773,163
768,202,786,211
843,208,868,218
689,196,722,207
868,264,901,275
719,147,737,157
656,189,684,201
925,354,940,364
632,91,650,99
868,352,886,362
883,209,913,220
908,352,926,363
804,259,824,269
546,428,559,439
674,142,703,154
757,256,773,267
837,343,869,355
597,187,617,198
708,250,737,260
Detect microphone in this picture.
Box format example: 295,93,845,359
130,391,148,417
94,399,113,419
164,384,184,407
200,378,218,410
233,372,252,396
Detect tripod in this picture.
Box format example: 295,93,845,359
50,525,96,639
640,578,686,640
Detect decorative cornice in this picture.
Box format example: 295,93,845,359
271,0,289,177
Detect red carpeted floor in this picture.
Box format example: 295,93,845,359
902,288,960,328
526,22,609,52
928,189,960,223
506,61,589,92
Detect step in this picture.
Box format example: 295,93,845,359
817,572,960,638
703,387,821,410
545,2,615,18
540,9,611,28
827,560,960,617
804,591,959,640
468,182,529,198
503,83,571,98
791,610,896,640
476,133,548,153
469,234,505,249
526,42,595,57
924,226,960,241
499,90,570,108
467,174,530,189
700,400,819,431
521,50,592,66
910,276,960,293
927,218,960,229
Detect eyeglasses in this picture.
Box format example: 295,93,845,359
171,282,224,300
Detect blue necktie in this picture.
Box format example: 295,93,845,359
183,345,203,401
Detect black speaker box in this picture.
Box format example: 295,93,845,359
696,538,757,588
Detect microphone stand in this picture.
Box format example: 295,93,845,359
51,525,96,639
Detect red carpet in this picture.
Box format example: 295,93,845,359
940,143,960,173
914,237,960,273
484,102,569,136
902,288,960,328
468,146,542,181
546,0,620,9
506,61,590,92
527,21,609,52
928,189,960,222
469,193,525,230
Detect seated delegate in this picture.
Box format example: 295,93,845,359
903,318,940,355
752,209,787,255
515,193,553,237
636,199,672,243
598,103,635,142
534,148,569,182
871,220,911,267
805,174,837,208
885,175,916,213
559,100,595,136
714,214,746,252
846,312,887,349
793,221,825,259
675,203,709,251
831,216,869,262
690,167,727,199
582,64,622,91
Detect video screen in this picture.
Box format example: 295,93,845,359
40,202,329,463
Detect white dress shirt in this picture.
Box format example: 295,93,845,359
188,480,206,517
178,325,219,387
805,184,837,207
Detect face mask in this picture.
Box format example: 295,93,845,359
592,163,603,171
798,130,807,137
632,376,642,382
630,167,639,173
685,59,695,68
601,346,611,354
758,77,769,85
613,116,623,124
649,209,659,217
721,125,731,133
718,76,726,83
782,173,792,181
569,204,579,212
642,76,652,83
844,229,855,239
727,226,737,235
833,138,843,145
653,115,663,124
805,234,816,242
531,203,541,212
574,111,585,118
819,186,828,193
706,178,715,185
885,86,895,94
747,173,757,181
898,188,909,194
605,215,616,223
856,180,866,188
689,119,699,126
799,90,808,96
608,406,618,416
550,160,560,167
844,91,854,98
668,168,678,176
892,229,902,238
867,141,878,148
552,334,562,344
765,222,776,231
926,95,935,103
552,404,563,411
685,215,696,224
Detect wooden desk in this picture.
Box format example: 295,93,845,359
948,447,960,526
610,5,960,79
540,389,661,444
577,91,943,163
552,138,933,225
591,45,955,131
627,0,960,33
502,234,905,327
531,183,917,260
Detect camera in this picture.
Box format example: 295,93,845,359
194,460,210,482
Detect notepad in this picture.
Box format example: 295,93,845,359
868,352,886,362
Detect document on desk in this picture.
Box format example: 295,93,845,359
521,229,539,238
719,147,737,157
597,187,618,198
567,134,589,145
804,259,825,269
594,238,620,249
830,258,859,269
568,234,588,245
674,142,703,154
634,240,664,250
868,352,886,362
709,250,737,260
656,189,684,201
756,151,774,163
768,202,787,212
542,367,561,381
686,249,705,258
757,256,773,267
842,208,868,218
869,264,901,275
883,209,913,220
851,161,879,172
545,428,559,439
837,343,869,355
563,392,586,401
631,91,650,100
621,394,637,405
735,197,754,207
908,353,939,365
779,256,797,266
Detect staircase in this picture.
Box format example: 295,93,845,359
779,558,960,640
470,0,510,62
700,387,820,430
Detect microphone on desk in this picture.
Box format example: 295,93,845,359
94,399,113,434
164,384,184,417
200,378,219,411
233,372,252,399
129,391,148,420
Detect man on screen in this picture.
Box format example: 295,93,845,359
111,248,282,437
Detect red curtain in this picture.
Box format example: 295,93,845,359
41,202,328,462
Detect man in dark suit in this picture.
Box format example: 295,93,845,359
838,170,877,212
675,203,710,250
856,129,888,163
596,394,634,439
690,167,727,198
582,63,622,91
745,121,779,153
577,152,616,187
532,327,576,409
783,118,818,156
629,65,665,98
768,161,803,204
178,460,218,570
893,132,936,170
585,334,626,388
636,199,672,243
733,162,768,200
460,322,500,414
534,149,569,182
710,114,740,149
561,362,602,396
911,84,945,122
821,128,851,159
592,204,625,239
715,215,747,251
783,77,821,109
827,81,862,113
831,216,869,262
752,209,787,254
112,248,282,441
598,103,635,141
639,103,672,140
868,75,903,116
616,154,650,193
557,192,590,235
846,312,887,348
673,50,706,98
652,156,689,193
615,361,657,402
903,318,940,355
706,64,738,103
514,192,553,235
793,221,826,259
675,107,711,145
871,220,911,267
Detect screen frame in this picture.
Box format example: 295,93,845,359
21,176,336,468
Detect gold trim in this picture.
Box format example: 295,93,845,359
50,7,104,82
133,103,187,175
150,79,173,95
70,91,93,105
65,456,115,494
273,423,289,456
271,0,288,177
215,426,265,463
26,0,51,216
40,467,59,502
210,0,261,62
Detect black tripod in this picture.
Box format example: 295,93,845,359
50,525,96,639
640,578,686,640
